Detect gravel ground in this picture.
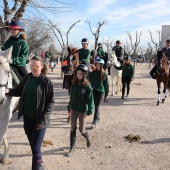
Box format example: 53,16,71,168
1,63,170,170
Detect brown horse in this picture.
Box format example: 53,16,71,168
156,51,169,105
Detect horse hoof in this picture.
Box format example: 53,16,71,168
111,94,114,96
0,157,11,165
162,99,165,103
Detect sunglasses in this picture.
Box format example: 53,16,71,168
30,64,41,69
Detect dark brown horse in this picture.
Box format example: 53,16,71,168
156,51,169,105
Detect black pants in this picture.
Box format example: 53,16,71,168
122,76,131,97
93,89,104,123
11,64,28,78
150,64,157,79
24,117,46,170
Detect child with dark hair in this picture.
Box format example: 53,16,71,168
67,64,94,156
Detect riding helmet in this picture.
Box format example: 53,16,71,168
81,38,89,44
125,56,130,60
98,43,102,46
166,39,170,43
76,64,89,72
116,40,121,44
9,20,25,31
95,58,105,65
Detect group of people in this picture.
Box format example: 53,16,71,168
1,19,135,169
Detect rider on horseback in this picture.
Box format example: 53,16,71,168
150,39,170,79
79,38,91,65
1,20,28,78
112,40,124,62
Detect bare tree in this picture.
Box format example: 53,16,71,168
49,20,81,58
126,31,142,68
102,37,114,53
148,30,169,51
86,20,107,62
26,18,51,56
123,40,133,57
0,0,75,43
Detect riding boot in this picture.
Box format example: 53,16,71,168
150,65,157,79
67,131,76,157
82,132,91,147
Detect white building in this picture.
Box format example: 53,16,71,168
161,25,170,48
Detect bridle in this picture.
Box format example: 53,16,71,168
157,56,169,76
0,60,11,88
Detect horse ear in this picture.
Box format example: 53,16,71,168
67,47,71,54
4,46,13,60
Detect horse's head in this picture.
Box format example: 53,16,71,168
157,51,164,69
107,50,118,66
0,47,13,105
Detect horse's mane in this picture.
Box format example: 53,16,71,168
157,51,168,68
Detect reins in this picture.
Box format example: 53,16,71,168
157,55,169,76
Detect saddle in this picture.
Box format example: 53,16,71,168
10,66,22,113
10,66,22,87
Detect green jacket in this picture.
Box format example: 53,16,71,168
97,48,104,57
89,70,109,98
79,48,90,64
114,63,134,78
2,37,28,66
68,83,94,115
50,56,55,62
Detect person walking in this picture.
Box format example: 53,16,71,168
5,56,54,170
2,20,29,78
114,56,134,99
89,58,109,128
41,52,45,59
50,55,55,72
67,64,94,156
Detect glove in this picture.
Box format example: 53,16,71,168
104,97,108,103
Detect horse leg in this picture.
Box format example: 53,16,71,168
157,84,160,106
111,78,114,96
115,77,118,94
1,134,10,165
162,83,167,103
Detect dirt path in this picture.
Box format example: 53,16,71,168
1,63,170,170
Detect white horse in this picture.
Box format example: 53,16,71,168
0,47,19,165
107,51,122,96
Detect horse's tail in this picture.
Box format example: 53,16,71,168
167,80,170,91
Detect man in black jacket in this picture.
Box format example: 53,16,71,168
150,39,170,79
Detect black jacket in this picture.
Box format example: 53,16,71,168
7,73,54,128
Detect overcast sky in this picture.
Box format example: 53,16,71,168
1,0,170,50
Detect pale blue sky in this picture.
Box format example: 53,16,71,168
1,0,170,49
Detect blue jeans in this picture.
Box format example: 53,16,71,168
24,117,46,170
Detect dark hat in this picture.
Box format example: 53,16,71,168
9,20,25,31
81,38,89,44
125,56,130,60
98,43,102,46
116,40,121,44
76,64,88,72
166,39,170,43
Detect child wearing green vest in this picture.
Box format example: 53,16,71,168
2,20,28,77
97,43,104,58
79,38,91,65
67,64,94,156
89,58,109,128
